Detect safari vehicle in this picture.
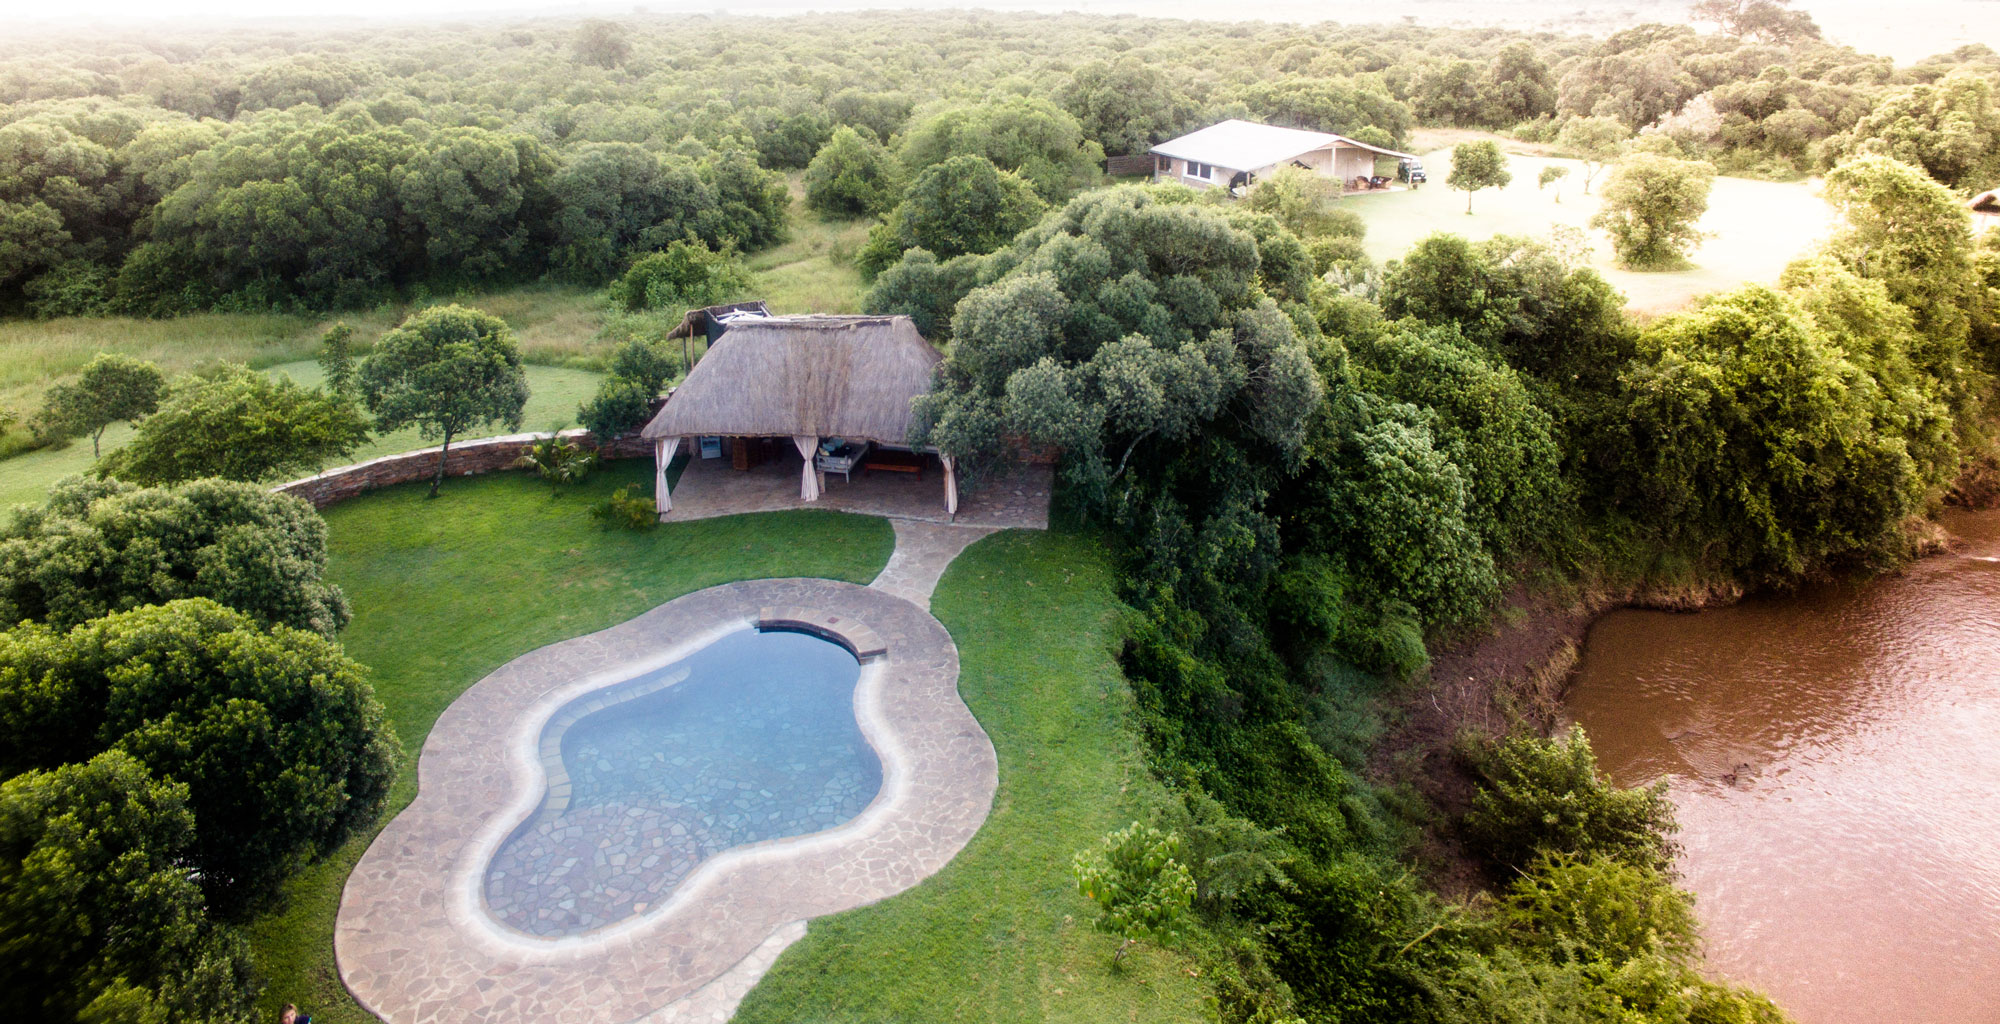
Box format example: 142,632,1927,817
1399,157,1427,186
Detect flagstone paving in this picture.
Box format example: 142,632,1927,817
334,577,997,1023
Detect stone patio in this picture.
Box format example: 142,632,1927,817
662,448,1050,530
334,579,997,1024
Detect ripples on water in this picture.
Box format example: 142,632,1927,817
1565,510,2000,1024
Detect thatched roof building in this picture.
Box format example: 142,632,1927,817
640,314,956,514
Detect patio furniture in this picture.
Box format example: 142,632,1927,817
864,448,926,481
815,440,872,484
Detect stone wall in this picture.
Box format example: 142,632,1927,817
274,429,654,510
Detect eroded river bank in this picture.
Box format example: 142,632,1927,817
1564,509,2000,1024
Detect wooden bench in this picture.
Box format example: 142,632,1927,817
863,449,926,481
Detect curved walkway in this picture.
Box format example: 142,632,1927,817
335,570,997,1023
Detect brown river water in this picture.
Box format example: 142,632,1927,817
1564,509,2000,1024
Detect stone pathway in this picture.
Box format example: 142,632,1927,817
869,521,998,610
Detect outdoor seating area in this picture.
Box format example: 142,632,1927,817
661,444,1050,529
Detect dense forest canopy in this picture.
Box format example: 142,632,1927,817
1,10,1997,315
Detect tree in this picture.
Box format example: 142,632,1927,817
0,751,257,1024
359,304,530,497
1447,140,1512,214
1557,116,1628,194
1823,73,2000,191
607,337,678,396
1538,165,1570,202
1245,164,1343,239
897,96,1105,202
608,238,752,312
547,144,721,284
1484,42,1558,126
1466,726,1676,872
319,322,358,398
0,598,401,917
1592,153,1716,269
1690,0,1822,43
578,377,656,441
96,364,370,485
32,353,163,457
393,128,559,284
572,20,632,68
1072,822,1196,964
861,247,988,341
1057,57,1200,156
803,126,901,219
855,154,1045,276
0,476,351,636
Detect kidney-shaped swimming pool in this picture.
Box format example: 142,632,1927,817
482,627,882,937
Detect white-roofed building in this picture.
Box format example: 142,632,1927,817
1148,118,1417,193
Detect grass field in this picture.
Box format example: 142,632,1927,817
0,362,607,515
1348,138,1837,314
244,461,897,1022
732,530,1212,1024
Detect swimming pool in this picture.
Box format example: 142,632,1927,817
482,627,882,937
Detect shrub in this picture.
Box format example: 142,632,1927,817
97,364,370,485
0,476,351,636
608,238,752,313
593,484,657,530
0,751,257,1024
578,375,658,441
607,338,679,395
0,599,401,917
1501,852,1697,966
803,126,901,218
22,260,111,318
514,432,597,488
1072,821,1196,963
1464,726,1676,873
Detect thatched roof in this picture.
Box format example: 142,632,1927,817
641,315,941,446
665,300,773,340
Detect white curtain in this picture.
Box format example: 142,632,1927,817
653,436,681,513
792,435,821,501
942,455,959,516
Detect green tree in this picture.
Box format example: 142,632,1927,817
1823,73,2000,190
1557,115,1627,194
359,304,530,497
1820,155,1980,384
0,751,257,1024
1484,42,1558,126
1057,57,1200,156
0,476,350,636
1538,164,1570,202
608,238,752,312
855,154,1044,276
803,126,901,218
0,599,399,917
1466,726,1677,873
318,321,358,398
1447,140,1512,213
547,144,720,284
97,364,370,485
1245,165,1343,239
862,247,988,341
578,377,655,441
607,337,678,396
897,96,1105,203
572,20,632,68
1690,0,1823,43
1072,822,1196,964
32,353,164,457
1592,152,1716,269
393,128,559,285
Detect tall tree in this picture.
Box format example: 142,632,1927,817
359,304,530,497
1447,140,1512,214
1592,153,1716,269
855,154,1045,276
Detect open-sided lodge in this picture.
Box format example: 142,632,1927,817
1149,118,1417,194
640,312,963,516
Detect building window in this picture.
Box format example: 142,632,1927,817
1184,161,1213,181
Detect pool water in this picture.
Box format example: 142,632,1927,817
483,628,881,937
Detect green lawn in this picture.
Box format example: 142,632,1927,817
0,362,607,515
732,530,1212,1024
1348,141,1836,314
245,461,896,1022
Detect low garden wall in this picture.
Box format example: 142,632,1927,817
274,430,653,509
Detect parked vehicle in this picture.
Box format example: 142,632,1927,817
1399,158,1426,186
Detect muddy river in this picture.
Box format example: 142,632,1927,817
1564,510,2000,1024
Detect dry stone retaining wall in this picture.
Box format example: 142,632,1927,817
274,430,653,509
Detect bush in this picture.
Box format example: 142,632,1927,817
23,260,111,318
1072,821,1196,963
1501,852,1698,967
1464,726,1676,873
578,375,658,441
98,364,370,485
608,238,752,313
0,751,257,1024
607,338,679,395
0,599,401,916
803,126,901,218
514,432,597,487
0,476,351,636
593,484,657,530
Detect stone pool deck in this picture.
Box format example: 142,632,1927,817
334,579,997,1023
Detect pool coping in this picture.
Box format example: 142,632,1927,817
334,579,998,1023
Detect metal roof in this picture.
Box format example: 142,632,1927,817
1149,119,1415,171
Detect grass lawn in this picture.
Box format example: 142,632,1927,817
732,530,1212,1024
1348,137,1836,314
0,362,607,515
245,459,896,1022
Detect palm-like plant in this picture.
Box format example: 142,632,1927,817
514,430,598,489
